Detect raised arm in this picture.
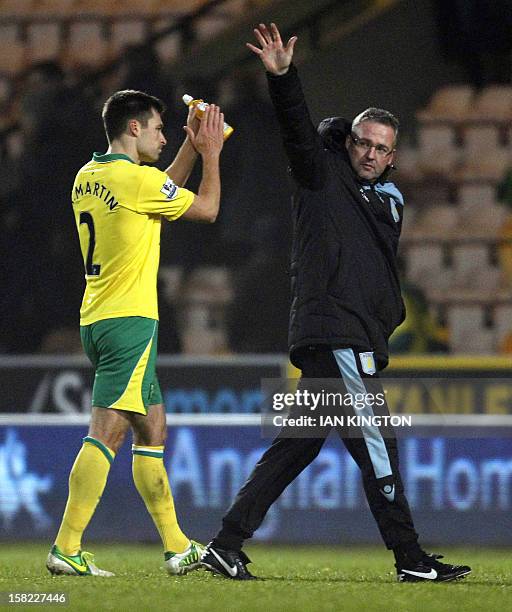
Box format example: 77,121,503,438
247,23,326,190
180,104,224,223
164,105,199,187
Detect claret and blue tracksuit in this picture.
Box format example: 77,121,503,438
215,64,419,553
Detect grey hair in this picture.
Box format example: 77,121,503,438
352,107,399,140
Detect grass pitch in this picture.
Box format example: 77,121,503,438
1,544,511,612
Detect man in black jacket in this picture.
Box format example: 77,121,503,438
202,23,470,583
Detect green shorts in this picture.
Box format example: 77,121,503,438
80,316,163,415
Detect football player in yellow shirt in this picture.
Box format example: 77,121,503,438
46,90,225,577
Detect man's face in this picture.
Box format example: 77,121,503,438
345,120,396,181
136,108,167,162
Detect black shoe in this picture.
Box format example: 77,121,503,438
397,551,471,583
201,543,257,580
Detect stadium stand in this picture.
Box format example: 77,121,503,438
0,0,256,75
397,82,512,354
1,0,511,355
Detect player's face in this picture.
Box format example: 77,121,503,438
345,121,396,181
138,109,167,162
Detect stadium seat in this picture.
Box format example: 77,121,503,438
180,267,232,355
405,244,450,292
455,148,510,182
0,75,10,105
498,214,512,288
4,129,24,160
0,0,36,17
64,21,110,69
473,266,502,292
159,0,210,14
26,23,62,64
154,29,181,63
418,124,456,151
181,303,230,354
494,304,512,346
194,13,232,41
32,0,76,18
400,203,418,234
184,266,233,304
416,85,474,123
413,204,459,237
451,245,492,288
468,85,512,122
0,25,26,76
393,145,422,181
68,0,152,17
158,265,184,304
457,183,496,209
417,124,459,176
447,304,495,354
215,0,247,14
109,19,148,55
458,201,508,236
192,0,250,40
463,124,500,155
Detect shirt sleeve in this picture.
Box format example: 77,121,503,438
136,166,195,221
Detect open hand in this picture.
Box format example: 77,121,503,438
246,22,297,76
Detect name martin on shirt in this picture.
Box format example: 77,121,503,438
73,182,118,210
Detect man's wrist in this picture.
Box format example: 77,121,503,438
200,151,221,162
183,136,199,153
269,66,290,77
267,63,296,80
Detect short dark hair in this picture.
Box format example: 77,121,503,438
352,107,399,140
102,90,166,143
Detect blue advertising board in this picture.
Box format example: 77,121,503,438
0,356,283,414
1,423,511,545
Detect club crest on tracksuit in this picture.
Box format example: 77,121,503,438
359,351,376,375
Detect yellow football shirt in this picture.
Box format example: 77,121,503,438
72,152,194,325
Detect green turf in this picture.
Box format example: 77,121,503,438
0,544,511,612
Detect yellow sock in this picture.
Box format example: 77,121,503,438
55,437,115,556
132,445,189,553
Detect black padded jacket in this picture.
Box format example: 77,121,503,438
267,65,406,370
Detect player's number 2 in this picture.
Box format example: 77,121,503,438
79,212,101,276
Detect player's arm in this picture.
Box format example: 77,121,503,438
247,23,326,191
130,106,223,223
180,104,224,223
164,105,199,187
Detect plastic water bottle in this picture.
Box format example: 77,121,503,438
182,94,234,140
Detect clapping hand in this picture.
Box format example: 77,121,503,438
184,105,224,158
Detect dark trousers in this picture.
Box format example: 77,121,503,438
216,347,419,550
